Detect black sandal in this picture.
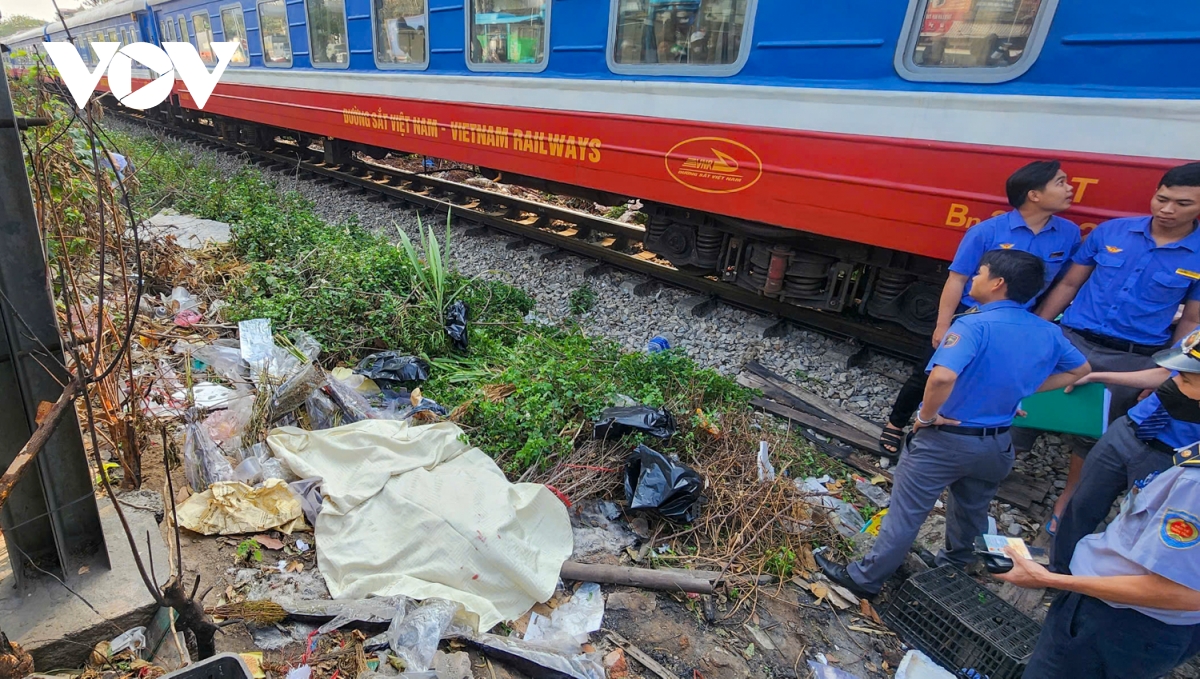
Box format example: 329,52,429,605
879,427,904,458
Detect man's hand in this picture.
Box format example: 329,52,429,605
912,413,961,432
1064,372,1096,394
932,324,951,349
993,547,1054,589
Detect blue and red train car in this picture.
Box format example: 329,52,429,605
5,0,1199,332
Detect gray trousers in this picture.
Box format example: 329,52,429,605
848,427,1014,593
1012,327,1161,454
1050,417,1175,572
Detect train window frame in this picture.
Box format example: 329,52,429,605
605,0,758,77
257,0,294,68
193,11,217,64
463,0,551,74
893,0,1061,83
302,0,352,69
370,0,428,70
219,3,252,67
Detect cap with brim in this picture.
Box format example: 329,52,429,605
1155,329,1200,373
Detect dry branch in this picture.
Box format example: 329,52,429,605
0,378,81,510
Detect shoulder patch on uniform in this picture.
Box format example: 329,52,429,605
999,243,1015,249
1106,245,1124,254
1176,268,1200,281
942,333,961,348
1161,509,1200,549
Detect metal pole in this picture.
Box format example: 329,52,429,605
0,64,107,583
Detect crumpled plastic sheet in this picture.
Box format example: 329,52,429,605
183,408,235,492
445,300,468,351
353,352,430,390
175,340,246,383
110,626,147,655
175,478,307,535
271,364,325,420
325,375,380,423
623,444,704,523
239,318,276,377
305,385,340,430
593,406,677,440
385,598,461,673
289,477,324,527
381,390,449,421
524,583,604,647
305,595,411,634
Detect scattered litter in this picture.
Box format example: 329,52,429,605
445,300,469,350
175,478,306,535
855,477,891,507
239,318,276,376
288,477,324,526
174,308,203,327
176,340,246,382
894,650,956,679
797,476,866,538
275,596,409,632
623,444,704,523
296,539,310,552
798,475,833,497
646,335,671,354
285,665,312,679
756,441,775,482
524,582,604,647
807,660,863,679
458,629,604,679
329,366,381,394
353,351,430,389
593,406,677,440
385,598,462,673
183,408,235,492
109,626,147,656
861,509,888,537
267,419,572,631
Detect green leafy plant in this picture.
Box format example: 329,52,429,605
764,546,797,578
395,210,475,336
568,284,597,315
236,539,263,563
604,204,628,220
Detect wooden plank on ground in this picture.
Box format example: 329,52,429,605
996,471,1051,511
751,397,892,483
745,360,883,441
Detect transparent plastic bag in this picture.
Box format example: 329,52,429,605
175,340,247,383
305,385,340,430
325,374,380,422
386,599,461,673
316,595,411,634
239,318,276,377
183,408,235,492
271,363,325,420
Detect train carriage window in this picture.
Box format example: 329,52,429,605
178,18,190,44
894,0,1060,83
257,0,293,66
608,0,756,75
107,28,119,43
372,0,427,68
220,4,251,65
305,0,350,67
466,0,548,72
193,13,216,63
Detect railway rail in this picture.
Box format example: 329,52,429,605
118,109,927,363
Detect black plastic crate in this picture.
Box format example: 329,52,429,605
162,654,253,679
882,566,1042,679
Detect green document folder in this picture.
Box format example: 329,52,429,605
1013,383,1112,438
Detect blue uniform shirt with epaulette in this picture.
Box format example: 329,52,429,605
1061,216,1200,346
950,211,1081,308
1070,447,1200,625
926,300,1087,428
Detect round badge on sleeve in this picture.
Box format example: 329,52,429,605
1161,509,1200,549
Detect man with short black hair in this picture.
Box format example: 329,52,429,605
818,249,1091,597
880,161,1079,457
1037,161,1200,534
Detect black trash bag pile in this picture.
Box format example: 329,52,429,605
593,406,677,440
445,300,469,351
623,444,704,523
353,351,430,390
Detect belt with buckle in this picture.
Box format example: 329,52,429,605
1067,328,1164,357
1126,419,1177,455
934,425,1011,437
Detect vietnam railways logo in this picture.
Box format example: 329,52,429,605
665,137,762,194
1161,509,1200,549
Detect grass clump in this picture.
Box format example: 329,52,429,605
568,284,597,315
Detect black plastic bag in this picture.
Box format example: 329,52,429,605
446,300,469,351
623,444,703,523
353,351,430,389
593,406,677,440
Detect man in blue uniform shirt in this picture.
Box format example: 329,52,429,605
817,249,1090,597
1036,162,1200,534
880,160,1079,457
996,439,1200,678
1050,329,1200,572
